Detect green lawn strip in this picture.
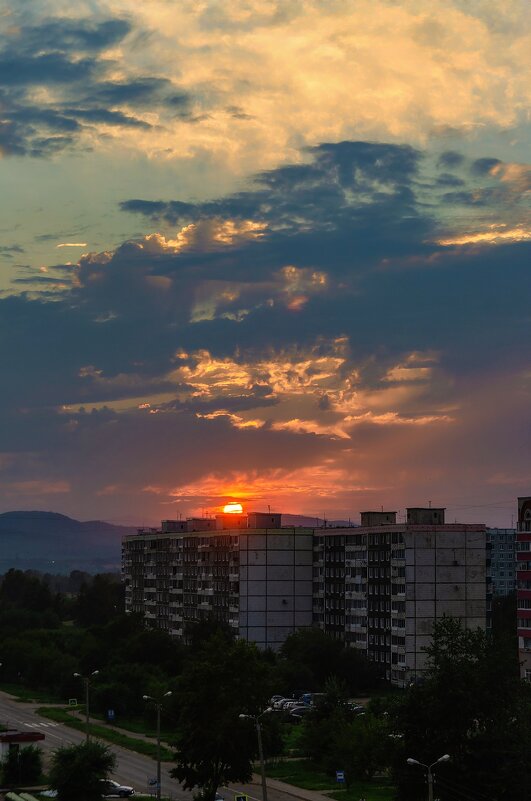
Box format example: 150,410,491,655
37,707,174,761
87,710,177,744
0,684,61,704
265,760,394,801
265,759,336,791
329,780,394,801
88,710,158,737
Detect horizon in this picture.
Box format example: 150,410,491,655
1,2,529,530
0,503,519,530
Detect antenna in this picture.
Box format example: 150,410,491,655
429,500,432,508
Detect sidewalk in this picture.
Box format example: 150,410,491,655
250,774,333,801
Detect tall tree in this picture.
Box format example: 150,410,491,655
171,632,272,801
48,741,116,801
392,617,531,801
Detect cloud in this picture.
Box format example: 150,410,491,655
2,1,530,168
0,137,529,523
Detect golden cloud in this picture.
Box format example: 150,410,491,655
76,1,531,170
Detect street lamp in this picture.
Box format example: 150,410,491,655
238,709,272,801
143,690,172,801
407,754,450,801
73,670,99,743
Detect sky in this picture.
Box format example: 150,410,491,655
0,0,530,527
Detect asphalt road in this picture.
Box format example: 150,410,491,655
0,691,304,801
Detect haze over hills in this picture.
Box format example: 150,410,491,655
0,511,135,574
0,510,357,575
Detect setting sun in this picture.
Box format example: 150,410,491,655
223,502,243,514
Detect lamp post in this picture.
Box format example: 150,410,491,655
407,754,450,801
73,670,99,743
143,690,172,801
239,709,271,801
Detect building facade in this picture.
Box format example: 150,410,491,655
123,522,314,650
516,497,531,679
312,508,487,686
123,507,487,686
487,528,516,597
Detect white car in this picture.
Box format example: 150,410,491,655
100,778,135,797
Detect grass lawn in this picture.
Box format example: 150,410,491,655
37,706,174,762
266,760,394,801
0,683,61,704
87,710,177,745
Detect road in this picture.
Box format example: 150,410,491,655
0,691,310,801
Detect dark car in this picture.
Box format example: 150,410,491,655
100,778,135,797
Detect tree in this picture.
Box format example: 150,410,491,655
171,632,272,801
48,741,116,801
276,628,381,695
75,575,124,627
1,745,43,786
392,617,531,801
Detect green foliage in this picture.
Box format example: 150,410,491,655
38,707,174,760
265,759,395,800
1,744,43,786
48,741,116,801
0,569,54,612
277,628,381,695
75,575,124,627
392,616,531,801
171,632,272,801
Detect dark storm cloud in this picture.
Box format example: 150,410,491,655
1,139,523,405
0,245,24,255
1,138,530,518
437,150,465,169
122,141,423,233
471,157,501,175
12,18,132,53
0,15,193,156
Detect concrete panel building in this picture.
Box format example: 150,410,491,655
487,528,516,597
123,506,487,685
312,508,487,687
123,520,313,650
516,497,531,679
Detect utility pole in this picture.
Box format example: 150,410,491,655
143,690,172,801
239,709,271,801
74,670,99,743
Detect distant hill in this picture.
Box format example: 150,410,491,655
0,511,136,574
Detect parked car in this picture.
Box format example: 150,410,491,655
100,778,135,797
290,706,311,719
270,694,284,704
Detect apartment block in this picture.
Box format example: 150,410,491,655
123,506,487,685
487,528,516,597
312,508,487,687
516,497,531,679
123,521,313,650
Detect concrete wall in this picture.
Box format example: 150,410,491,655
238,531,314,649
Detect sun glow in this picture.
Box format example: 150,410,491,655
223,502,243,514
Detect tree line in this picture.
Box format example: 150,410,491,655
1,570,529,801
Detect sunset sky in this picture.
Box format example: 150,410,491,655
1,0,530,526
